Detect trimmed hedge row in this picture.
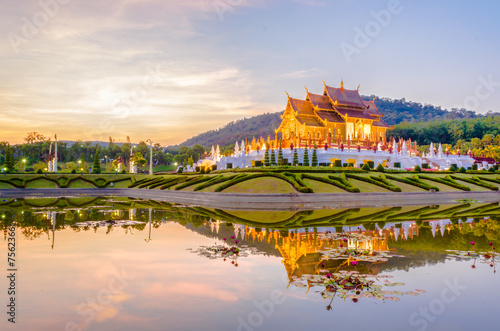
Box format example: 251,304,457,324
159,177,190,190
286,173,314,193
302,173,360,193
419,175,471,191
194,175,239,191
148,177,179,189
451,175,498,191
385,175,439,191
328,173,361,193
214,172,312,193
346,174,402,192
0,175,132,189
478,176,500,185
369,174,403,192
174,176,212,190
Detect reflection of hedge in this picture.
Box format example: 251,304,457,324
214,172,312,193
160,177,190,190
194,175,239,191
419,175,470,191
346,174,401,192
385,175,439,191
451,175,498,191
302,173,360,193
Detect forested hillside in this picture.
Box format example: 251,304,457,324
176,95,487,149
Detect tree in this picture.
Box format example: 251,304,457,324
277,142,283,165
270,148,276,165
92,148,101,174
292,148,298,166
311,145,318,167
264,146,270,166
5,145,15,173
303,144,309,166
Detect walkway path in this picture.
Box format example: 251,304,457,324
1,188,500,210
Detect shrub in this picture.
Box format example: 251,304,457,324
177,167,183,174
361,164,371,171
195,166,201,172
385,174,439,191
270,149,276,165
489,167,495,172
71,169,76,174
459,167,466,173
422,163,430,169
121,169,126,174
394,162,401,168
376,164,385,172
419,175,470,191
227,163,233,169
200,167,205,174
303,145,309,166
303,173,360,192
451,175,498,191
347,174,401,192
311,147,318,167
367,161,374,169
36,169,43,174
414,165,421,172
342,163,348,167
449,164,458,172
334,160,342,167
472,164,478,170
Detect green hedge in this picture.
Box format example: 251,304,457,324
0,175,132,189
451,175,498,191
175,176,212,190
345,174,401,192
385,175,439,191
301,173,360,192
419,175,471,191
194,175,239,191
214,172,312,193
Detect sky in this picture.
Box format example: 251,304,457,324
1,0,499,145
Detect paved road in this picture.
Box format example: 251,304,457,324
1,188,500,210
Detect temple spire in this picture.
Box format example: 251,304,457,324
340,79,344,90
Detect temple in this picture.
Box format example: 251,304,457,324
276,81,390,149
196,80,479,170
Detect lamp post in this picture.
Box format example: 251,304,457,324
146,139,153,175
78,160,82,176
145,208,152,242
22,159,26,173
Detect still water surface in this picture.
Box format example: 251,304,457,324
1,199,499,331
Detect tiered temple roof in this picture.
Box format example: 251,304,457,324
278,81,390,133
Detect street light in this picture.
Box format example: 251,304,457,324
146,139,153,175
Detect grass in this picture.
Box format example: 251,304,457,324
25,179,58,189
68,179,96,188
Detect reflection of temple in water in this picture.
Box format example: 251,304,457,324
204,219,422,279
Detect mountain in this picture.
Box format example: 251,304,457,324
174,96,481,149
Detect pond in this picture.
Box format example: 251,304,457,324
1,197,499,331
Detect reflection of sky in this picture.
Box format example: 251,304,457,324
2,221,499,331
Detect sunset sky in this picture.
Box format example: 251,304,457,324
1,0,499,145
